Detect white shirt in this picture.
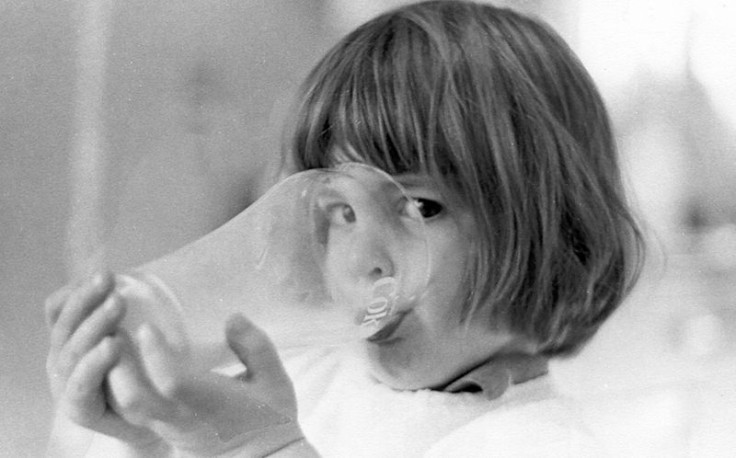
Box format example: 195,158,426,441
282,345,602,457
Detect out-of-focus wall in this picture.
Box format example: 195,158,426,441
1,1,327,456
575,0,736,254
0,1,76,456
74,0,328,275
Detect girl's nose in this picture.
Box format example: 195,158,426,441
349,232,395,283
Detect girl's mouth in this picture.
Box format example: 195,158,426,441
366,311,408,343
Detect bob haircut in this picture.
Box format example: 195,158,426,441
283,0,644,356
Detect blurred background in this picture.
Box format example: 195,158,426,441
1,0,734,456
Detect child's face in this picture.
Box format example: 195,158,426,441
324,162,518,390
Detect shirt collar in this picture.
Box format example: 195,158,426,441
440,353,549,400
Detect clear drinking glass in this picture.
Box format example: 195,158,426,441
115,163,430,371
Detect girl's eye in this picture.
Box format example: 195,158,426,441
326,203,356,225
406,198,444,219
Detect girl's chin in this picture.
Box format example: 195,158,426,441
370,369,422,391
365,355,443,391
362,338,453,390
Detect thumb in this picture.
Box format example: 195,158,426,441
225,314,288,383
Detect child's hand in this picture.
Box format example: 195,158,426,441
105,314,308,457
44,273,162,449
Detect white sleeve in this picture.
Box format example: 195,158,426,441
46,414,168,458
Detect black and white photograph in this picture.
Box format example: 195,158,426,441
2,1,735,456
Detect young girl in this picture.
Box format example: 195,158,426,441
45,1,644,456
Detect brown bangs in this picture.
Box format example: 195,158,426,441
287,11,459,181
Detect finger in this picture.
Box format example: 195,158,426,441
106,331,180,426
136,323,183,399
63,335,163,444
50,273,115,351
135,325,240,448
62,335,121,427
225,314,288,383
56,292,126,380
44,285,73,328
137,323,290,446
45,275,93,327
